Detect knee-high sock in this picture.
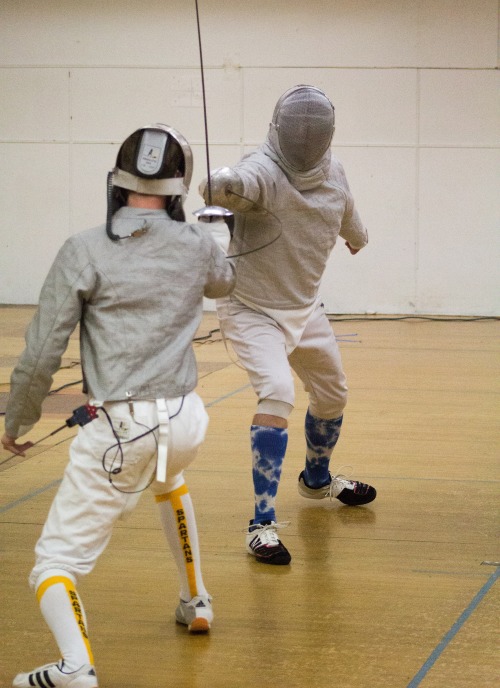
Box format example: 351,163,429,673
304,411,343,488
156,483,208,602
251,425,288,524
36,571,94,671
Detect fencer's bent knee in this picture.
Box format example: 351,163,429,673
308,385,348,420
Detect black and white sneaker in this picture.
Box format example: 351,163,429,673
245,520,291,565
298,471,376,505
13,660,98,687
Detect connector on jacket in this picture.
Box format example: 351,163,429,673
66,404,99,428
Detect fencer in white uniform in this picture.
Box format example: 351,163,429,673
200,85,377,566
2,124,235,688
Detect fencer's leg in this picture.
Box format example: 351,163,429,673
155,481,213,632
36,570,95,671
245,413,291,566
251,415,288,524
302,410,343,488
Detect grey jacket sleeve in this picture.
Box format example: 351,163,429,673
339,201,369,249
203,240,236,300
335,162,368,249
5,237,94,438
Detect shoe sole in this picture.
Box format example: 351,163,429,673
298,483,329,499
337,486,377,505
13,671,97,688
247,548,291,565
176,610,212,633
14,678,98,688
188,617,211,633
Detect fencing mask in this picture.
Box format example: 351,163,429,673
106,123,193,239
268,85,335,172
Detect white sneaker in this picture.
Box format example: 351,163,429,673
175,594,213,632
13,661,98,688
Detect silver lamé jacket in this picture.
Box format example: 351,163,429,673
5,207,235,438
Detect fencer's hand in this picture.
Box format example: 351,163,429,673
345,241,361,255
198,175,231,200
199,167,243,207
1,432,33,456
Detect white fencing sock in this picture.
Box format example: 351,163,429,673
36,570,94,671
155,482,208,601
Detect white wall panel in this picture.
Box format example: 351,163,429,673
0,1,196,68
416,0,498,68
69,67,241,145
1,2,497,69
0,144,70,304
0,68,69,141
418,148,499,315
220,1,420,68
420,69,500,146
321,147,418,313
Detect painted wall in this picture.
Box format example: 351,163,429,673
0,0,498,314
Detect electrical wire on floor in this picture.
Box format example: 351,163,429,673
327,315,499,322
193,328,221,342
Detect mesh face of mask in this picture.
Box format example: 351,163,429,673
272,86,335,171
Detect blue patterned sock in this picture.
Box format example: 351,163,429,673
251,425,288,524
303,411,343,488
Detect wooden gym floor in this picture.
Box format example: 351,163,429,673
0,306,498,688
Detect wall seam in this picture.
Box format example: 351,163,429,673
415,68,421,314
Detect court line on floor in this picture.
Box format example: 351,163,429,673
204,384,251,407
0,479,62,515
0,385,252,515
407,565,499,687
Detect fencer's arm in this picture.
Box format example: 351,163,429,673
339,203,368,254
199,167,253,212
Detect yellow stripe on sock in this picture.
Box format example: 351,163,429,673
154,483,189,503
36,575,72,603
165,487,198,598
36,575,95,665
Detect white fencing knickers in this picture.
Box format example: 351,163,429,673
29,390,209,588
217,296,348,420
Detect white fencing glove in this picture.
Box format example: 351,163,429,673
199,167,250,212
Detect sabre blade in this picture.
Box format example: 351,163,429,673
194,0,213,206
